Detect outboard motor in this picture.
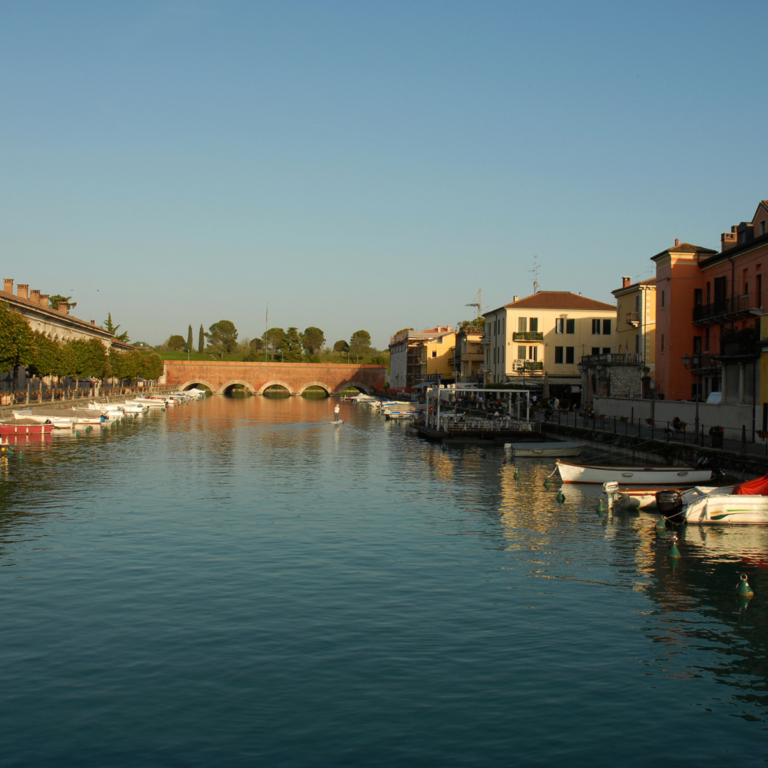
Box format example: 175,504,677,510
697,455,724,482
656,489,685,524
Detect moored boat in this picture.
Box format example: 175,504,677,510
657,474,768,525
507,441,583,458
557,460,712,485
0,420,55,435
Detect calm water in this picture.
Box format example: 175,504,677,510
1,397,767,766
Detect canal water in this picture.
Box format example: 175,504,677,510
1,396,767,766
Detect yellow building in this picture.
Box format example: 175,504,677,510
417,328,457,382
483,291,617,385
612,276,656,377
452,329,484,382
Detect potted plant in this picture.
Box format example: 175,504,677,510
619,416,628,423
709,425,724,449
678,421,687,430
758,430,768,440
646,418,654,426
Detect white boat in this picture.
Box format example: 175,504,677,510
603,481,679,511
658,475,768,525
557,460,712,485
12,411,74,429
506,441,583,458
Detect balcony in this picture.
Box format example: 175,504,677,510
625,311,640,327
693,293,760,325
578,353,643,367
716,341,759,362
513,360,543,372
512,331,544,342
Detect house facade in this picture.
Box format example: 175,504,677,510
388,326,454,390
417,329,457,382
452,329,484,382
483,292,617,386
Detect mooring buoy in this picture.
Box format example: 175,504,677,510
544,476,551,487
514,468,520,479
737,573,754,598
596,499,606,514
669,534,681,559
556,490,566,503
655,515,666,531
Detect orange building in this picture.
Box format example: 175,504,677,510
652,200,768,405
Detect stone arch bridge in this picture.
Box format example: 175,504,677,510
163,360,386,397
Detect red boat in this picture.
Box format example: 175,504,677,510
0,421,55,436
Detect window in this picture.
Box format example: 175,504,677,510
661,334,665,353
706,282,711,304
743,268,749,297
758,274,763,306
602,347,611,354
694,288,702,306
517,345,526,360
693,337,702,355
556,318,564,334
635,334,640,354
518,317,527,332
554,347,564,363
529,318,539,332
592,319,601,334
529,346,537,362
761,220,767,236
566,319,575,334
602,319,611,335
592,347,600,355
635,294,641,312
565,347,575,364
431,350,438,358
661,290,665,308
705,327,710,352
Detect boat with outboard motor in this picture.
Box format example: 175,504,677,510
557,459,712,485
656,474,768,525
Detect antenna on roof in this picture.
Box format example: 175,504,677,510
529,256,540,293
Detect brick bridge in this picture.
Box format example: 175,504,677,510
163,360,386,396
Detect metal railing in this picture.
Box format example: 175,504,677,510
693,293,760,324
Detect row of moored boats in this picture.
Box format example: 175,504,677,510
0,389,208,435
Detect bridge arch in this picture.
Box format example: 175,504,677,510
334,381,371,395
258,380,296,396
179,380,216,393
220,379,257,396
297,381,332,397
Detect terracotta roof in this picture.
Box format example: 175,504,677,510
650,242,717,261
495,291,615,312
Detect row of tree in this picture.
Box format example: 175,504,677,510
164,322,375,363
0,303,163,384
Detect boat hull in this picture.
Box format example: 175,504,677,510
557,461,711,485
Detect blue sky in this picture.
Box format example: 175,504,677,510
2,0,766,347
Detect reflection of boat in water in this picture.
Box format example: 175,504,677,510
557,460,711,485
507,441,583,458
657,475,768,525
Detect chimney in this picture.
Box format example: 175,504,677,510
40,294,49,309
3,279,12,294
622,276,631,288
674,238,679,247
57,301,69,314
90,320,95,325
513,295,519,302
30,289,41,305
17,284,29,300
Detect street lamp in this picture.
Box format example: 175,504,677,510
682,353,701,438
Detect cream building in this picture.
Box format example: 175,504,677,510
417,328,457,382
612,276,656,374
483,291,617,385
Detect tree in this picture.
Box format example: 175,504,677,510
458,317,485,332
50,294,77,311
349,330,371,363
141,353,164,381
198,325,205,354
263,327,285,361
206,320,238,358
334,339,349,354
0,303,37,376
103,312,130,342
282,327,303,362
302,326,325,356
30,331,62,378
242,346,261,362
167,335,186,351
249,337,263,350
186,325,193,353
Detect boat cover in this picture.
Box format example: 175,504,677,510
733,474,768,496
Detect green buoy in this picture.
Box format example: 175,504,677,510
737,574,754,598
544,476,551,487
655,516,666,531
514,468,520,480
669,534,681,559
481,453,487,459
556,490,565,503
596,499,606,514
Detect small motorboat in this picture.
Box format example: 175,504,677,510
507,441,583,458
603,481,691,511
657,474,768,525
557,460,712,485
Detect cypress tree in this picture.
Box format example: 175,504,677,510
198,324,205,353
187,324,193,353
